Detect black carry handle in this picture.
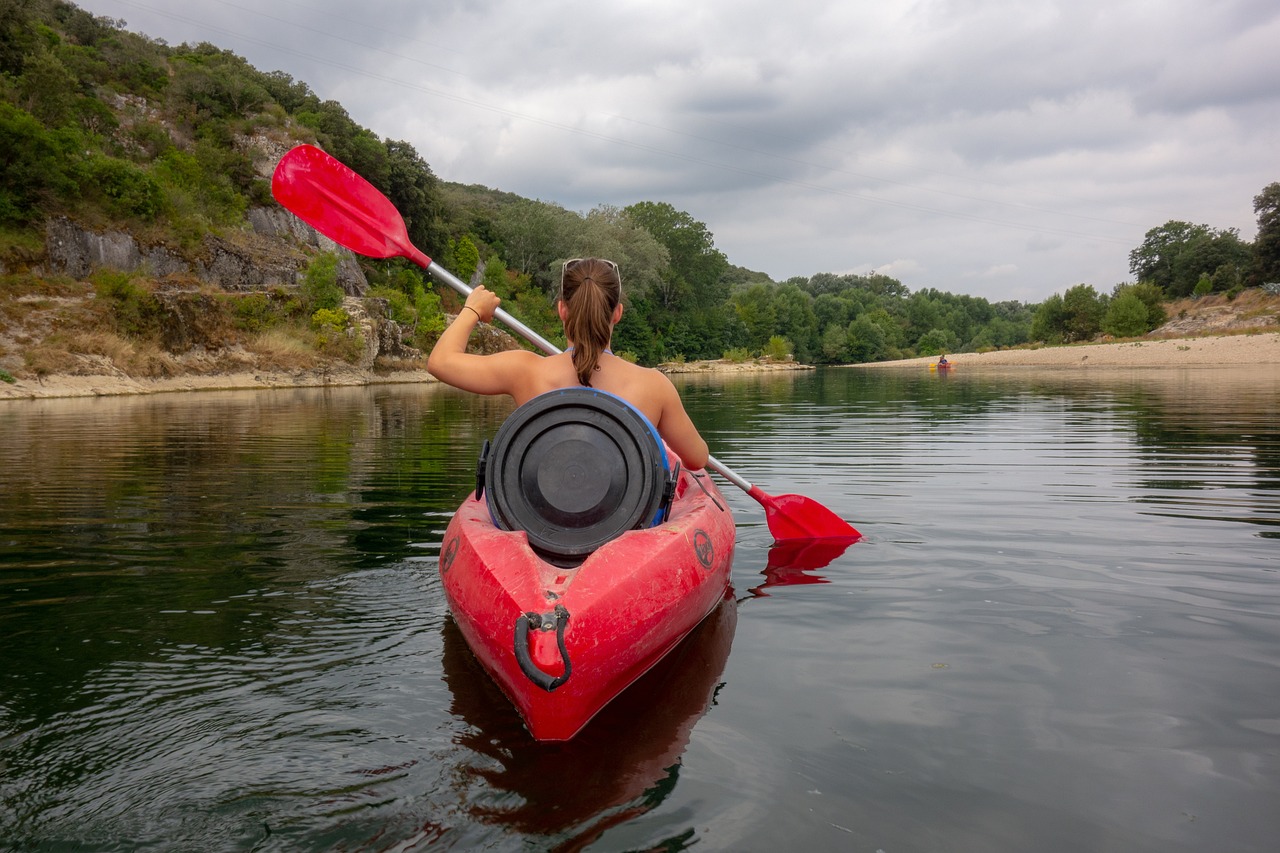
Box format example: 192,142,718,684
476,439,490,499
514,605,571,691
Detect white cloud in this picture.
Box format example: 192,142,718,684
874,259,925,278
971,264,1019,279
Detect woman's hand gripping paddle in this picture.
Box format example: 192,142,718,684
271,144,861,543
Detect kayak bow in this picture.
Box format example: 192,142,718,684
439,465,735,741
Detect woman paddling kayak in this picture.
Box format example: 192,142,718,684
429,259,736,740
426,257,709,470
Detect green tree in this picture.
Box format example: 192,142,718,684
624,201,728,310
448,234,481,283
812,292,854,334
915,328,958,357
258,70,319,113
301,252,344,312
482,254,511,297
0,0,40,78
412,284,445,339
482,256,560,347
0,102,78,223
904,291,944,339
848,315,889,362
1031,293,1067,344
969,300,1034,349
862,273,909,300
170,43,269,121
573,204,669,305
83,155,164,220
151,147,245,230
16,47,78,125
800,272,846,297
763,335,792,360
1117,281,1166,330
385,139,445,256
1060,284,1105,342
494,198,575,278
1102,289,1150,337
730,283,777,349
612,294,661,365
820,323,849,363
1251,182,1280,285
1129,220,1253,297
1171,229,1252,297
1129,221,1211,292
771,283,818,362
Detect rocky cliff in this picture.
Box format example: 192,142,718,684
0,205,524,395
42,211,368,295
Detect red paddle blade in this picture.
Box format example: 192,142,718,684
748,487,862,542
271,145,432,268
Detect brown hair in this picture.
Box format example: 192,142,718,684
560,258,621,386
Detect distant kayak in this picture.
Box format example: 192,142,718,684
929,362,954,371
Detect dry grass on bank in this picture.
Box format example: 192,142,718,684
244,328,323,372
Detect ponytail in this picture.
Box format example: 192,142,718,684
560,258,621,387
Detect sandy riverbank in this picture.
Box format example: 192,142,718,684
5,333,1280,400
658,359,813,375
0,356,817,400
0,366,440,400
860,332,1280,369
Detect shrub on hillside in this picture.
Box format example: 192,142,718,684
301,253,344,312
763,335,792,360
82,156,165,220
1102,289,1150,338
91,270,162,338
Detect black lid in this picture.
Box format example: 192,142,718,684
485,388,669,560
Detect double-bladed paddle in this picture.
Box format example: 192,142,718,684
271,144,861,542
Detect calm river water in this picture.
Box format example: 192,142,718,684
2,367,1278,852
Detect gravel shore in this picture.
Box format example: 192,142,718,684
0,367,439,400
5,332,1280,400
861,332,1280,369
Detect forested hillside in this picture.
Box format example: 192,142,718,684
2,1,1277,384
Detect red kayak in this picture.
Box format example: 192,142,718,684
438,388,736,741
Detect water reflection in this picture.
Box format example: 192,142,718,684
676,366,1280,541
439,596,736,850
743,538,856,598
956,367,1280,538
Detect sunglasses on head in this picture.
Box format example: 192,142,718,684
562,258,620,283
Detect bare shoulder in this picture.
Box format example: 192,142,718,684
432,346,546,399
494,348,545,367
648,365,681,395
622,361,679,397
624,360,673,383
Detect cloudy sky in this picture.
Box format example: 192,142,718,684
75,0,1279,303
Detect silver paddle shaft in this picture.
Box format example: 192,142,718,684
426,262,561,356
